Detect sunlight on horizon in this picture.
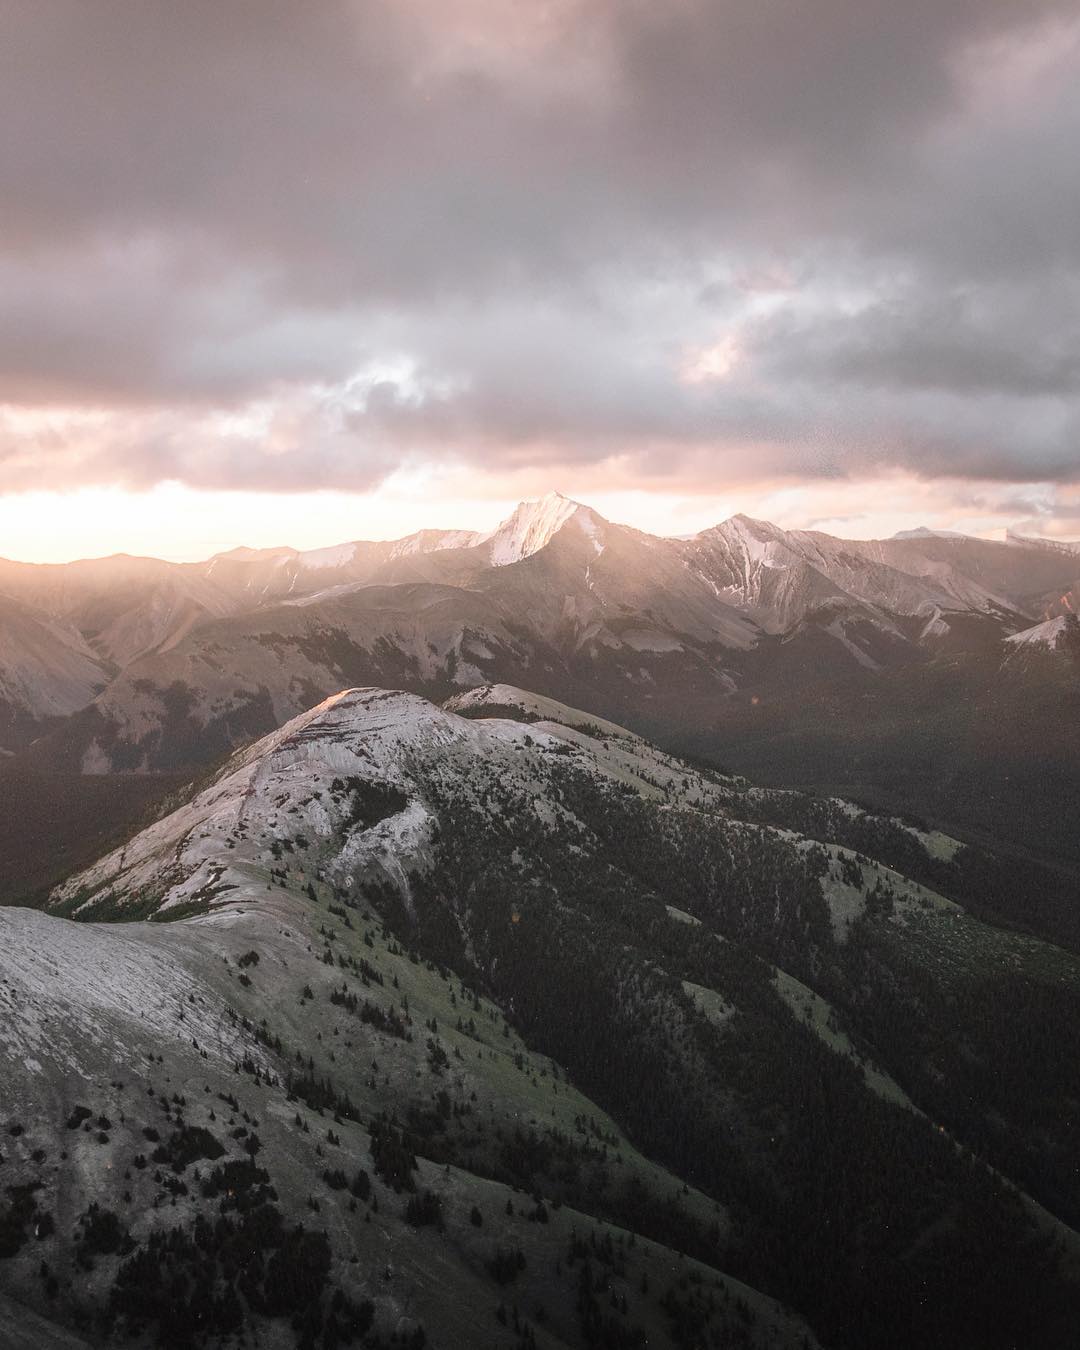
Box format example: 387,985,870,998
0,476,1034,564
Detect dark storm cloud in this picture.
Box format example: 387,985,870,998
755,288,1080,399
1,0,1079,491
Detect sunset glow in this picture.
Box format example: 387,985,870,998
4,474,1079,565
0,1,1077,556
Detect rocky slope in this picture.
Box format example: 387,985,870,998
0,595,109,750
4,685,1080,1348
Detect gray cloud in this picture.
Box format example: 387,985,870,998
1,0,1079,492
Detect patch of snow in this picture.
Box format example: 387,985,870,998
479,491,603,566
919,607,952,640
1005,616,1068,649
824,617,880,670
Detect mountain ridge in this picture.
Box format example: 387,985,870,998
5,682,1080,1348
4,493,1080,901
9,492,1080,573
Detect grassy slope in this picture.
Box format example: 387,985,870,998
0,878,817,1350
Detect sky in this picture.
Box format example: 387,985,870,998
2,0,1080,562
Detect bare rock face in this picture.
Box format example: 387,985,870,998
0,596,108,733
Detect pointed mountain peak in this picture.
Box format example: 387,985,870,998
480,491,605,566
729,512,778,533
695,512,785,544
1004,615,1070,649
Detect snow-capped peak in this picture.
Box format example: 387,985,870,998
1004,615,1070,649
479,491,605,566
694,514,789,548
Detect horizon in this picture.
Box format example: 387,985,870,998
1,484,1071,568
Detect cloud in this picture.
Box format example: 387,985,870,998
1,0,1079,499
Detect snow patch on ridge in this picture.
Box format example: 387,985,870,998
480,491,603,566
1005,616,1068,649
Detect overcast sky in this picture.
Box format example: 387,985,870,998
3,0,1080,560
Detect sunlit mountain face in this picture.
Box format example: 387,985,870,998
4,4,1080,1349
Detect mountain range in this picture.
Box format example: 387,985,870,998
2,498,1079,1348
2,492,1079,914
3,491,1077,761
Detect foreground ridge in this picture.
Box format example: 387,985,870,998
1,685,1078,1347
